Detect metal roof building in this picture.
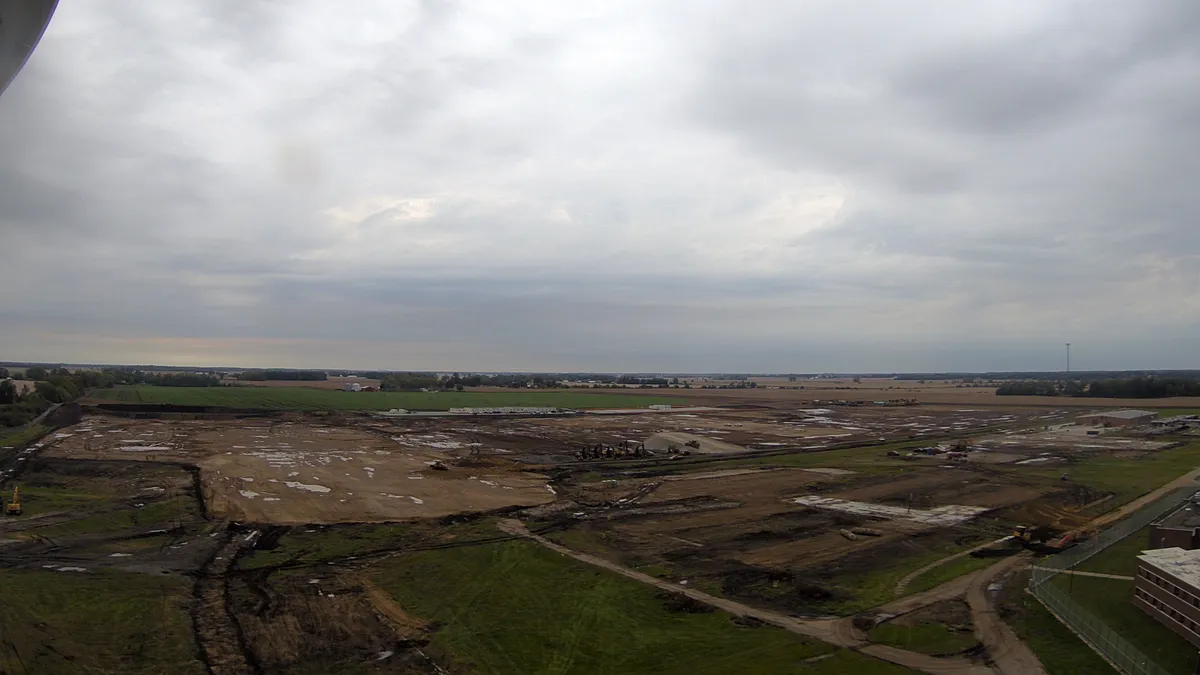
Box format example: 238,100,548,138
0,0,59,96
1080,409,1157,426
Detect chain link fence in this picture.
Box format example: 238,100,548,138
1027,486,1198,675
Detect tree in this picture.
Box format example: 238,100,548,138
24,366,48,381
0,379,15,405
34,380,62,402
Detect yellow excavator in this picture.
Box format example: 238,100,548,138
5,486,20,516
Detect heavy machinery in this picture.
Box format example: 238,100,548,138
1012,524,1086,554
5,486,20,516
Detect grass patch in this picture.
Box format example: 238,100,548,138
238,517,504,570
10,483,108,517
28,495,196,537
1051,575,1196,674
814,537,994,615
998,440,1200,512
239,522,419,570
0,567,205,675
90,385,687,411
1075,525,1151,577
868,622,977,655
1152,409,1200,419
905,554,998,595
372,539,916,674
0,423,48,449
1003,572,1119,675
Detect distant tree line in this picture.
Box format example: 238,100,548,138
696,380,757,390
996,376,1200,399
1,368,103,428
237,369,327,381
380,373,443,391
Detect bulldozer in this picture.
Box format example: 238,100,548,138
5,486,21,516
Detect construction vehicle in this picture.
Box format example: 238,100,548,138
5,486,20,516
1012,524,1085,554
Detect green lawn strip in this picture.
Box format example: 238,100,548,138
372,538,917,674
238,522,418,569
1004,572,1119,675
28,495,196,537
868,622,977,656
12,483,110,518
904,554,998,595
238,518,504,570
0,567,205,675
1151,409,1200,419
1050,575,1197,674
0,423,49,449
1074,525,1152,577
90,385,687,411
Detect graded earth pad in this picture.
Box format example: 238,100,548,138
195,424,554,524
46,418,554,525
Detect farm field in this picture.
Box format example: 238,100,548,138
88,385,688,410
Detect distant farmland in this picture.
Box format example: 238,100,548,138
88,386,688,411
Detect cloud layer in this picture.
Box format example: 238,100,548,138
1,1,1198,372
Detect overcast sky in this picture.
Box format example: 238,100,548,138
1,1,1198,373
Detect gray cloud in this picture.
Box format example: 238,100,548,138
0,1,1198,371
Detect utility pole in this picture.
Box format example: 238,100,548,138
1065,343,1071,375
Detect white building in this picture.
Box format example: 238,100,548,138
342,382,362,392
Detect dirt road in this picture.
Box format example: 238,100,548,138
966,553,1046,675
894,536,1015,595
498,519,994,675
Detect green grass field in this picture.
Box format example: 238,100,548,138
0,568,205,675
372,539,920,675
89,385,687,411
1050,575,1196,674
904,554,999,595
1075,526,1151,577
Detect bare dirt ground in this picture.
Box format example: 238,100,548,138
832,470,1043,510
46,418,553,525
460,405,1068,463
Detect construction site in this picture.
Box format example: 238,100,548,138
2,394,1199,674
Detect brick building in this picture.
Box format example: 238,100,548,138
1133,547,1200,647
